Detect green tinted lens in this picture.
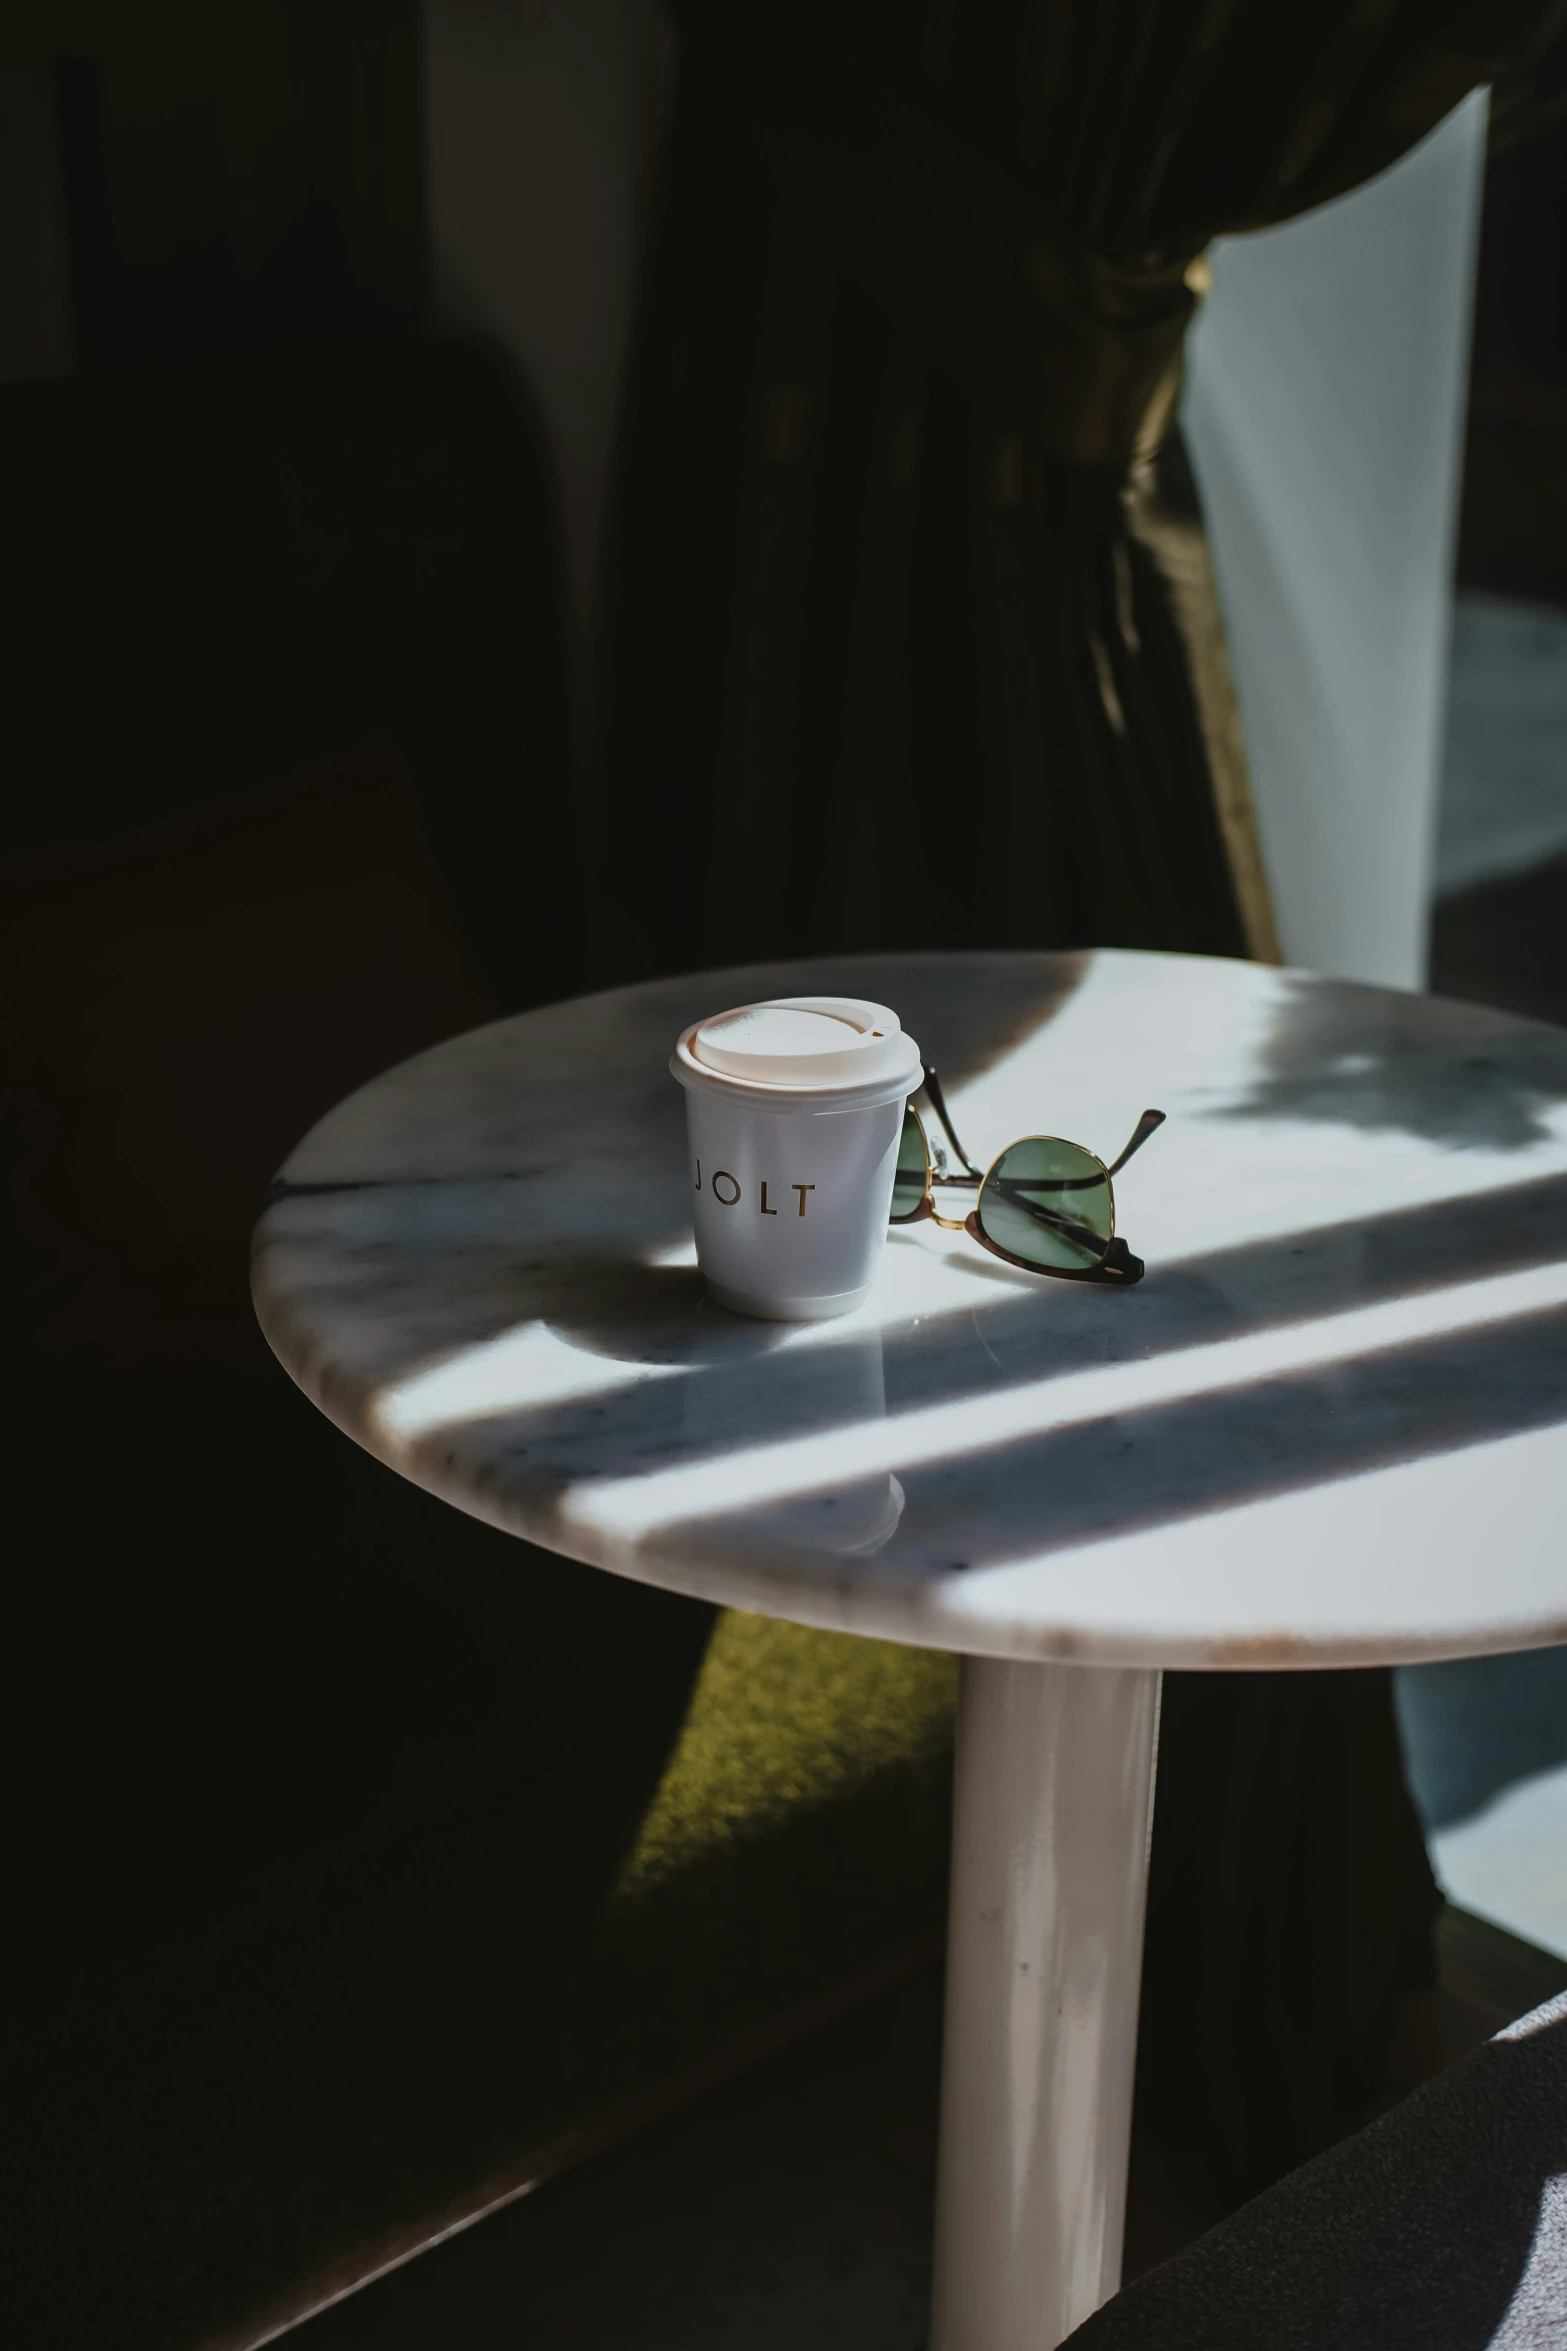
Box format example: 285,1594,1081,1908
977,1137,1111,1271
890,1106,930,1222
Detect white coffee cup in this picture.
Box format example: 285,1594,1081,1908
670,995,923,1321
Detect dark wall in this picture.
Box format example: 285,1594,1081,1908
5,0,426,369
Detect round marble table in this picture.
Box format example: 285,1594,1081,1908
254,949,1567,2351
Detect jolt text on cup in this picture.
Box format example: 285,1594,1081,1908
694,1161,816,1217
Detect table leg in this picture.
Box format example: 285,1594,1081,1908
930,1658,1162,2351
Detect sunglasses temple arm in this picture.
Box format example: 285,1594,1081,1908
1105,1107,1166,1178
920,1065,986,1180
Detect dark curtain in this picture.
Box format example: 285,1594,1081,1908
591,0,1553,2212
591,0,1546,985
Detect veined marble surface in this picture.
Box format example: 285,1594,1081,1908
253,950,1567,1668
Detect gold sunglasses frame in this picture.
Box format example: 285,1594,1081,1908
890,1066,1165,1286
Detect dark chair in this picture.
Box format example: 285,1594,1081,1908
0,336,956,2351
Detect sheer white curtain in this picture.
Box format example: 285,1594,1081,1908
1184,93,1489,990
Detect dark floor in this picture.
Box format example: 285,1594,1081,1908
289,1954,1241,2351
298,1969,947,2351
290,1938,1552,2351
293,1918,1561,2351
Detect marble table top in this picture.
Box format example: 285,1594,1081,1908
253,951,1567,1669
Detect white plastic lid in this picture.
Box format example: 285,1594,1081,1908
688,996,917,1089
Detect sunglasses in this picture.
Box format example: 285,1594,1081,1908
890,1066,1165,1285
